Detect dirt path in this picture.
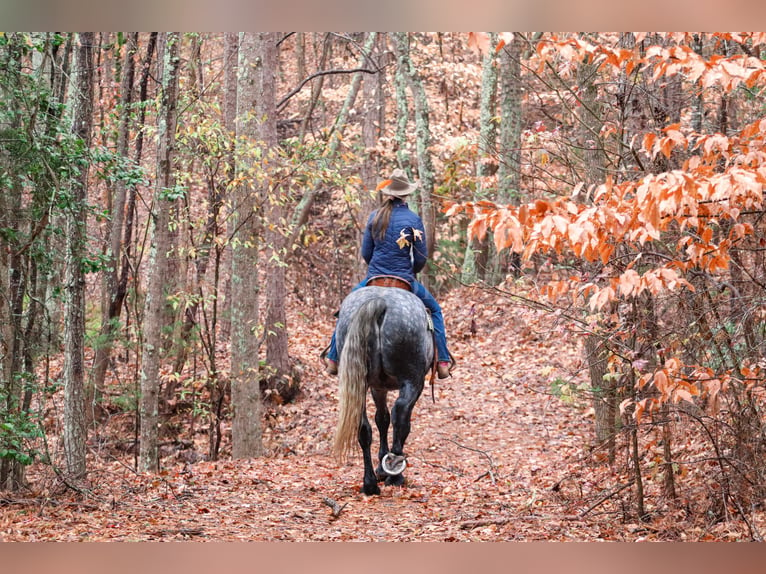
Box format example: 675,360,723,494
0,286,686,541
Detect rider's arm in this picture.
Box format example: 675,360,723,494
361,216,375,264
411,218,428,274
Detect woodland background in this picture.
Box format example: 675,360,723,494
2,31,766,540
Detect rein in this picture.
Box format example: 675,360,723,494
429,349,437,403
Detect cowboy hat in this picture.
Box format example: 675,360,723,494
379,168,419,198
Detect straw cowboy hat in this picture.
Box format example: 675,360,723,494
378,168,419,198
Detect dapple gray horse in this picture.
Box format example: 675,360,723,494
332,286,433,495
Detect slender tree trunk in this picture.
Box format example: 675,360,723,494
231,32,264,458
584,333,617,462
391,33,412,176
43,34,73,350
219,32,238,344
257,33,294,401
462,33,498,284
690,34,705,133
91,32,138,409
492,33,524,282
63,31,95,482
296,33,306,83
358,33,385,275
118,32,156,378
139,32,180,473
393,33,436,287
0,33,27,490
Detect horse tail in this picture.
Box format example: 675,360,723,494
333,297,386,462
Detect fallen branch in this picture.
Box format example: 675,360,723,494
0,497,99,511
460,517,511,530
150,527,205,538
410,454,465,477
445,438,497,484
578,480,635,519
322,497,347,518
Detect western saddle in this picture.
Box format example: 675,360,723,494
365,275,412,291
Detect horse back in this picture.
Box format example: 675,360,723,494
336,286,433,384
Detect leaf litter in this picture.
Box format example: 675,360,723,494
0,283,760,541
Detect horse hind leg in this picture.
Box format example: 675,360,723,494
358,408,380,495
371,388,391,482
386,379,423,487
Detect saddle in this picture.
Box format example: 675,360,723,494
365,275,412,291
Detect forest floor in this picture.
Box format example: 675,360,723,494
0,282,760,541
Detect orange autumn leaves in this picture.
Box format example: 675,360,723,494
446,120,765,314
530,32,766,91
445,123,765,421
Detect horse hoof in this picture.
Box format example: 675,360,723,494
385,474,405,487
381,453,407,476
362,483,381,496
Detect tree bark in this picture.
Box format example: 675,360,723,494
63,31,95,482
462,33,498,284
0,33,24,491
259,33,294,401
139,32,181,473
391,33,412,176
218,32,239,344
358,32,385,275
491,34,524,282
230,32,264,458
584,333,617,462
393,33,436,287
91,32,138,410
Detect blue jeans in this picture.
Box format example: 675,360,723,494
326,279,451,364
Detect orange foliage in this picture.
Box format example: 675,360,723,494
447,32,766,421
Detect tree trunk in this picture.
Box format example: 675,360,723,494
491,34,524,282
0,33,27,491
218,32,238,344
462,33,498,284
393,33,436,287
584,333,617,462
139,32,181,473
63,31,95,482
391,33,412,176
91,32,138,410
257,33,295,402
296,33,306,83
230,32,264,459
358,32,385,274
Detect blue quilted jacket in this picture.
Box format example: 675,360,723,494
361,200,428,284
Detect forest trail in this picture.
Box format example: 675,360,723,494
0,285,695,541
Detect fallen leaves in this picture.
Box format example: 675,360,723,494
0,284,761,541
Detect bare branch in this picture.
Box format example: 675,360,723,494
277,67,379,111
